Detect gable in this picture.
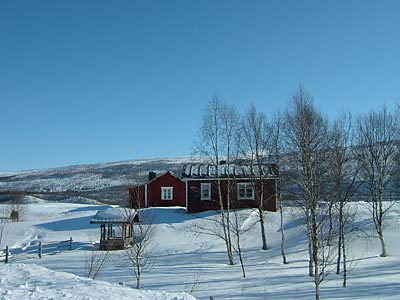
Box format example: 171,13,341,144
147,171,185,190
149,171,183,184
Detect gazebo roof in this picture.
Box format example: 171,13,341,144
90,207,138,224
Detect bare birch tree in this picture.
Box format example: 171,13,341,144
192,206,254,278
230,209,256,278
0,206,9,250
123,209,156,289
7,196,26,222
284,86,330,300
269,110,288,264
356,106,399,257
328,112,359,287
0,220,7,250
85,241,110,280
220,99,241,265
240,104,270,250
194,96,240,265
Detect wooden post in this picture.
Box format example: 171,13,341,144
69,237,73,251
38,241,42,259
107,224,111,239
5,246,8,263
100,224,105,241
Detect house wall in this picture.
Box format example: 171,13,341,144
129,171,277,213
129,172,186,209
147,172,186,207
186,179,276,213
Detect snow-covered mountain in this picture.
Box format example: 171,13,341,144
0,157,201,204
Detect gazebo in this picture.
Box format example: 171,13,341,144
90,207,139,250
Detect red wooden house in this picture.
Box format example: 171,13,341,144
181,164,277,213
129,171,186,209
129,163,277,214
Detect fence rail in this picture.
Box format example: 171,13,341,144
1,237,73,263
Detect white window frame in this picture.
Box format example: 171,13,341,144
200,183,211,201
237,183,254,200
161,187,173,200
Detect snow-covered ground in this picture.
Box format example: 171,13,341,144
1,199,400,300
0,263,195,300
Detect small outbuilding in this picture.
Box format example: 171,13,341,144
90,207,139,251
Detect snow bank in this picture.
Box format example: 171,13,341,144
0,263,197,300
2,201,400,299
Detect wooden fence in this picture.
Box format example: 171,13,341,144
1,237,73,263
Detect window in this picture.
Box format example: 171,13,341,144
237,183,254,200
201,183,211,200
161,187,173,200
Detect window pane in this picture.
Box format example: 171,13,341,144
246,185,253,197
238,183,254,200
201,183,211,200
161,187,173,200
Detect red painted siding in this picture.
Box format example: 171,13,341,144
147,172,186,207
186,179,276,213
129,172,186,209
129,170,277,214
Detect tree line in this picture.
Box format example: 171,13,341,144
194,86,400,300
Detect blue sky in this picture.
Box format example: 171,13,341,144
1,1,399,171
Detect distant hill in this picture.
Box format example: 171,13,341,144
0,157,201,204
3,155,390,206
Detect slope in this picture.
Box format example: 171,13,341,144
1,199,400,299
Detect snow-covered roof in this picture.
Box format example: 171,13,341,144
181,163,278,179
90,207,138,224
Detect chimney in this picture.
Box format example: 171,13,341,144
148,171,157,181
